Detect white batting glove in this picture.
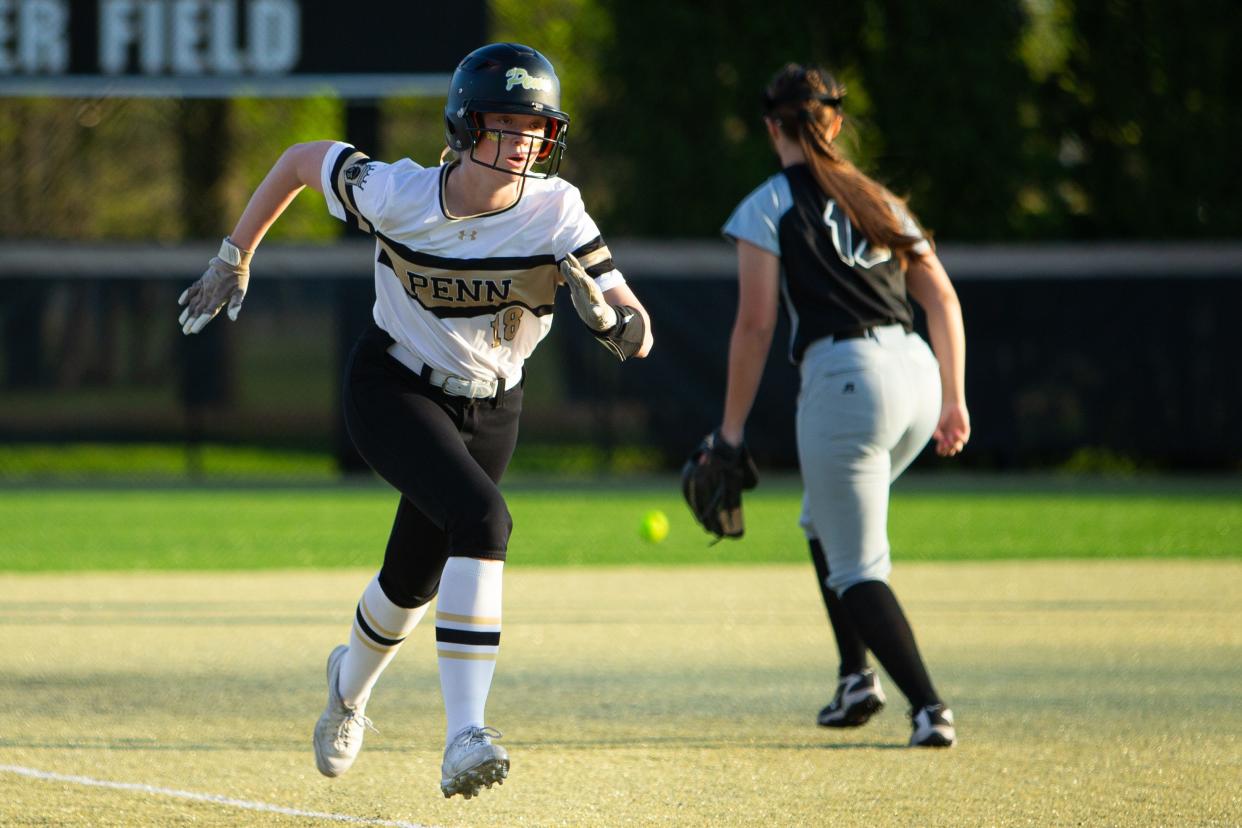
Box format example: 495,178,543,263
559,253,617,332
177,237,253,335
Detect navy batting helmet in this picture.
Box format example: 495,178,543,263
444,43,570,179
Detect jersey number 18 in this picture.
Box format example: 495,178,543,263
490,307,522,346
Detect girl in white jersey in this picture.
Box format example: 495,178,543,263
715,64,968,747
176,43,653,799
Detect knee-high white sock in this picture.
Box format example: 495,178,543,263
338,574,429,709
435,556,503,741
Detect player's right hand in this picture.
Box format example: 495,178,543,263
178,237,252,335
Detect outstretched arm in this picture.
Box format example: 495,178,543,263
719,240,780,446
178,141,336,334
228,140,334,250
906,250,970,456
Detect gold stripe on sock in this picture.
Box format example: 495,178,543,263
352,621,394,654
436,649,497,661
435,611,501,626
360,599,405,640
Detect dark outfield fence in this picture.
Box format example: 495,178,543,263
1,241,1240,472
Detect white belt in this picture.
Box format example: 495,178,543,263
385,342,509,400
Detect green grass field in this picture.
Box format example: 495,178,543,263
1,478,1239,570
0,480,1239,826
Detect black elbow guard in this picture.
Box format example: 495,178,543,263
594,305,645,361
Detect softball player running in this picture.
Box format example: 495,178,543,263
716,64,968,747
176,43,652,797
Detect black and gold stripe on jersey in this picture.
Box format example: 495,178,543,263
376,233,559,320
571,235,615,278
330,149,378,234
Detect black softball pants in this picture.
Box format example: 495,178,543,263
343,323,522,608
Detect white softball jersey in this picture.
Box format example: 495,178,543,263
320,141,625,385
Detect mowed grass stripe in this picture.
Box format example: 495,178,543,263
0,482,1239,571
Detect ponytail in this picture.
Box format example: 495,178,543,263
764,64,928,265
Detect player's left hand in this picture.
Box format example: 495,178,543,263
178,237,252,335
558,253,617,332
933,400,971,457
681,430,760,541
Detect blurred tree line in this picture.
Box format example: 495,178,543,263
0,0,1236,243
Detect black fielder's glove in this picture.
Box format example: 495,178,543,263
681,430,760,541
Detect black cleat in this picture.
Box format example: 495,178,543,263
909,703,956,747
817,668,887,728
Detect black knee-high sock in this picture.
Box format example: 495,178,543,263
841,580,941,710
808,539,868,676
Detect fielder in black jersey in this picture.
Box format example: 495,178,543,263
176,43,653,798
715,64,969,747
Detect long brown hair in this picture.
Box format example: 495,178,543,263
763,64,928,263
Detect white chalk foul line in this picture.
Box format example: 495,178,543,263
0,764,438,828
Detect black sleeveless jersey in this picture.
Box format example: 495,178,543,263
722,163,925,363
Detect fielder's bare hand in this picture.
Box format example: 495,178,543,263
933,400,971,457
558,252,617,332
178,237,253,335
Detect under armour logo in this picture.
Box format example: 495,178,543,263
843,382,855,394
458,230,477,241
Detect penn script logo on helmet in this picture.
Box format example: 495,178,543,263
505,67,552,92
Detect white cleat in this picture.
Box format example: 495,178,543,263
440,726,509,799
313,645,376,777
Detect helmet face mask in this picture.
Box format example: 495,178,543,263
462,112,568,179
445,43,570,180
